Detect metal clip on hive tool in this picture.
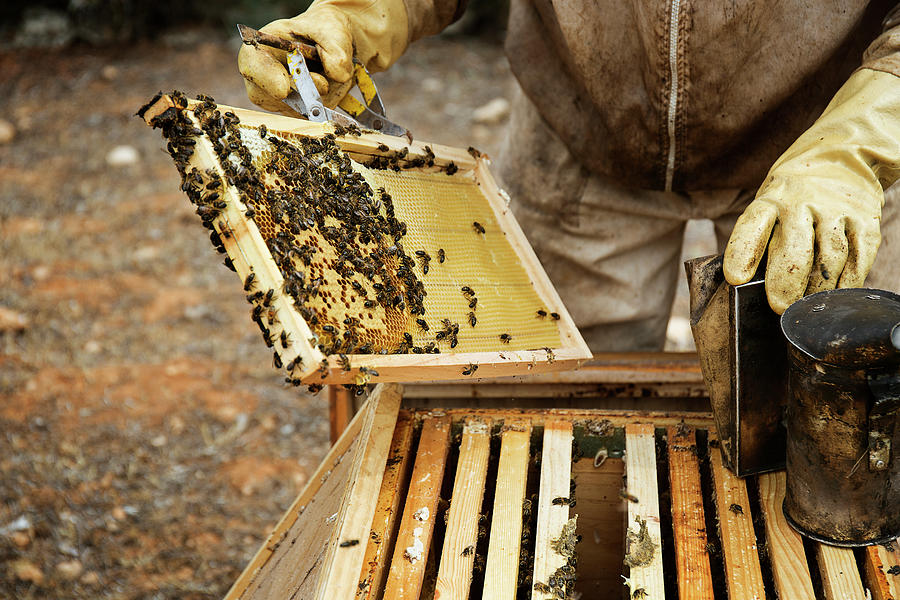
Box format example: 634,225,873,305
237,24,411,141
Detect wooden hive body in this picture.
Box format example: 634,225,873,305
224,354,900,600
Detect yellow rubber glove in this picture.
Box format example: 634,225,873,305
724,68,900,314
238,0,409,115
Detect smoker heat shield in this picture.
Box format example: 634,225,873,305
685,255,787,477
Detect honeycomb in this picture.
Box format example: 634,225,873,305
147,91,563,375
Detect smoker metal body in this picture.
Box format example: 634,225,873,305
781,288,900,546
685,255,787,476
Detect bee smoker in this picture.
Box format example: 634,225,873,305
780,288,900,546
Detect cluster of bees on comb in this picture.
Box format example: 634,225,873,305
141,91,544,393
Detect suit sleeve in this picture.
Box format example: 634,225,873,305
402,0,468,43
862,4,900,76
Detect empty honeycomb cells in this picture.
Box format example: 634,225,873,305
238,121,562,355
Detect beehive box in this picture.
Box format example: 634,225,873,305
139,93,590,389
223,355,900,600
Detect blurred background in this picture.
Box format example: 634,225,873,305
0,2,712,598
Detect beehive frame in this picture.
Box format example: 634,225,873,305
140,94,590,385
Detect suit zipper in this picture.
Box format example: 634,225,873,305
664,0,683,191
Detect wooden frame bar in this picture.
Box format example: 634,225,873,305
667,426,714,599
434,419,493,600
756,471,815,599
708,436,765,600
624,424,665,599
532,419,575,600
865,542,900,600
483,421,532,598
816,545,866,600
383,414,452,599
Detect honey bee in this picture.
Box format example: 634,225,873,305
243,272,256,291
437,248,445,263
468,312,477,327
499,333,512,344
416,318,429,332
472,221,485,234
272,351,282,369
359,366,379,377
462,363,478,376
536,309,547,318
338,354,351,372
550,312,560,320
461,545,474,557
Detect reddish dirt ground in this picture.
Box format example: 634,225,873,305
0,30,513,599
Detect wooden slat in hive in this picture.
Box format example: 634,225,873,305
623,424,665,599
708,435,765,600
434,419,492,600
483,420,532,598
756,471,815,600
816,544,866,600
140,94,590,386
666,426,714,600
865,541,900,600
383,414,452,599
532,420,575,599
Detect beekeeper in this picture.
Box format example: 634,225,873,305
238,1,900,351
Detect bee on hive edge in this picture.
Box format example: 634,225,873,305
461,545,474,557
550,312,560,320
462,363,478,376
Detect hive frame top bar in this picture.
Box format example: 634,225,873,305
140,94,590,385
